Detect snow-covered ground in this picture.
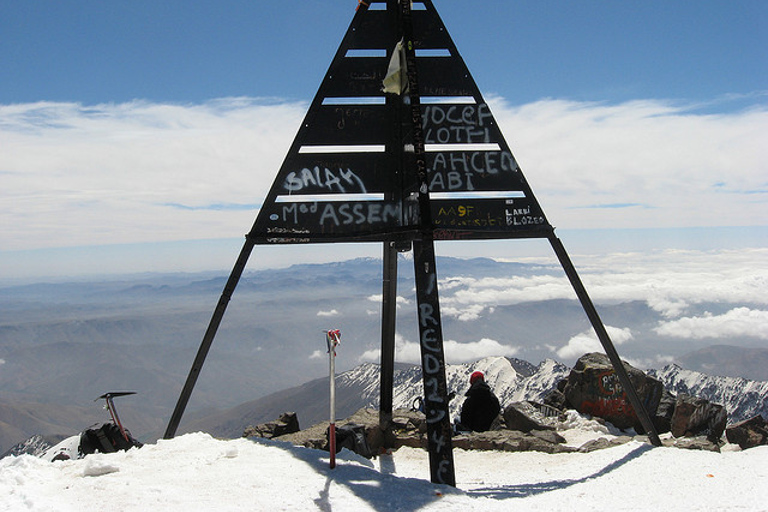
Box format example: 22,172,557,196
2,431,767,511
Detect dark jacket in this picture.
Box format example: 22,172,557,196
460,380,501,432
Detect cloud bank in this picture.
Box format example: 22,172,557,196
440,248,768,321
359,334,520,365
489,96,768,229
654,307,768,340
1,96,766,252
1,98,303,250
555,325,633,361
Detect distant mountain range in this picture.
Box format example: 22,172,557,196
184,356,768,439
674,345,768,382
1,256,766,453
5,354,768,458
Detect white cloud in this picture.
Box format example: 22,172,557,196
555,325,634,362
441,303,487,322
309,350,324,360
442,338,519,364
367,295,411,307
653,307,768,340
0,98,304,250
1,96,766,253
439,248,768,318
489,96,768,230
317,309,340,317
359,334,519,365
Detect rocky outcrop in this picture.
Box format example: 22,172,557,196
578,436,634,453
502,401,557,433
558,353,730,445
726,415,768,449
243,412,300,439
452,430,570,454
648,364,768,424
562,353,665,432
653,389,677,434
244,352,752,455
274,408,576,455
670,394,727,442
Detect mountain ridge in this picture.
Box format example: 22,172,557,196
1,256,765,452
184,355,768,439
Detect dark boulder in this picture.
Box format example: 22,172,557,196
562,353,664,431
243,412,300,439
503,402,556,433
653,389,676,434
664,436,721,452
670,394,727,442
452,429,571,454
726,415,768,449
578,435,633,453
541,387,568,411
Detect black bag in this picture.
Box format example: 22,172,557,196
79,423,142,456
329,423,373,458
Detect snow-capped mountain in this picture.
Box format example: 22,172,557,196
1,435,57,459
649,364,768,423
338,356,766,426
8,356,768,456
182,355,768,439
337,356,571,421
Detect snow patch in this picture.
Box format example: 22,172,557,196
82,458,120,477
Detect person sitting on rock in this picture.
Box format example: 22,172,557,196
458,371,501,432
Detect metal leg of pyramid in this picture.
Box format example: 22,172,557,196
412,237,456,486
379,241,399,435
164,237,255,439
548,233,662,446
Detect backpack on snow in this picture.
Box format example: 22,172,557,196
328,423,373,458
79,422,143,456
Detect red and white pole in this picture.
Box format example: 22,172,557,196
326,329,341,469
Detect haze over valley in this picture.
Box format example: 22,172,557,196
1,249,766,451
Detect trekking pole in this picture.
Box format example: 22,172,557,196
326,329,341,469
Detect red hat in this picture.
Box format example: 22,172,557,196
469,371,484,385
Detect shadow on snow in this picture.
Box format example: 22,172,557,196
251,437,656,510
466,443,655,500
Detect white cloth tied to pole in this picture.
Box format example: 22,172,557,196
382,39,408,95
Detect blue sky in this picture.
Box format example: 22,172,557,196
1,0,767,279
2,1,765,106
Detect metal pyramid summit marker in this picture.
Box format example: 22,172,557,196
249,0,550,246
165,0,661,487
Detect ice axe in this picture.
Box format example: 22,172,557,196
97,391,136,443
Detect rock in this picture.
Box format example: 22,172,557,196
277,407,578,455
452,430,573,454
670,394,727,442
529,429,567,445
503,402,556,433
578,436,632,453
653,389,676,434
541,388,567,411
277,422,331,451
243,412,300,439
663,435,721,452
562,352,665,431
726,415,768,450
342,408,388,452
